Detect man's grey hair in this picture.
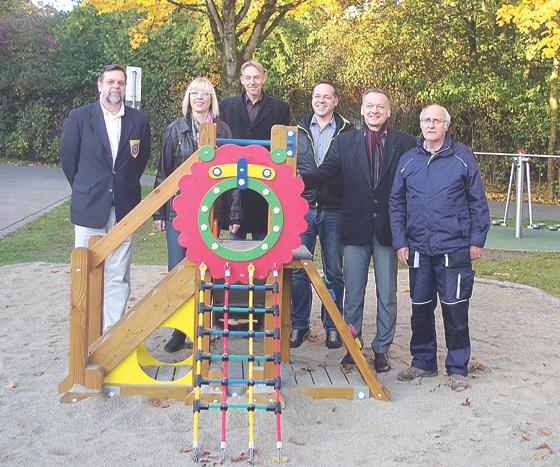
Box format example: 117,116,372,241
240,60,265,77
362,87,392,106
420,104,451,129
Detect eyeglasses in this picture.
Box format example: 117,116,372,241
190,91,211,97
105,79,126,87
421,117,446,125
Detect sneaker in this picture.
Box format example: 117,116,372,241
164,329,187,352
397,366,438,381
449,374,469,392
325,329,342,349
290,328,310,349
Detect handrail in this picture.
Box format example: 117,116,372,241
88,123,217,268
475,151,560,160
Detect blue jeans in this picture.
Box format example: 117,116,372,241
166,220,187,272
291,208,344,332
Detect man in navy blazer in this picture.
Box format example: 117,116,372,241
59,64,151,332
302,88,415,372
219,60,290,239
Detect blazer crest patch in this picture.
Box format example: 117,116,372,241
130,140,140,158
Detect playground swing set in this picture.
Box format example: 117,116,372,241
58,123,390,463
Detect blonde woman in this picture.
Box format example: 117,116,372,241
153,77,240,351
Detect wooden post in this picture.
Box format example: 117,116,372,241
301,260,390,401
87,236,104,346
279,267,292,362
68,248,90,387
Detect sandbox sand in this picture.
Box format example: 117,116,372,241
1,262,559,466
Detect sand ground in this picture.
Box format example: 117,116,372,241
1,263,559,466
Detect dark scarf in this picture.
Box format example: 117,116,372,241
364,122,389,182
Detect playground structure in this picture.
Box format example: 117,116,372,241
58,124,389,461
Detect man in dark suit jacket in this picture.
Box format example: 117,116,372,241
302,88,415,372
219,60,290,239
59,64,151,332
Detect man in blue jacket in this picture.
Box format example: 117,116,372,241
60,64,151,332
290,80,353,349
389,104,490,391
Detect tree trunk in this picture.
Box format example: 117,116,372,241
548,55,559,199
220,0,240,96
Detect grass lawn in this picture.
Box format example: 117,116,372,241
1,186,559,298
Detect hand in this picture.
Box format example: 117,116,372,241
153,220,166,232
470,245,483,260
396,247,409,267
229,224,240,234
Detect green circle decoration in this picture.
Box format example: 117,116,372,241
199,145,215,162
197,178,284,261
270,147,287,164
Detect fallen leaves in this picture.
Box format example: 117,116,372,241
535,443,553,453
461,398,471,407
300,366,314,373
4,380,17,388
148,397,171,408
178,445,192,453
537,427,552,437
230,451,249,462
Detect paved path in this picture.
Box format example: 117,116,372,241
0,164,155,238
1,163,558,239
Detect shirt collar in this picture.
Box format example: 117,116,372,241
311,114,335,129
100,101,125,119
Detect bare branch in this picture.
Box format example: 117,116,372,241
205,0,223,35
235,0,251,24
166,0,205,13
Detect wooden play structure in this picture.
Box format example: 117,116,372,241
58,124,389,461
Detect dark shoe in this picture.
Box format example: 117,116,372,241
290,328,310,349
164,329,187,352
325,329,342,349
340,352,355,366
374,352,391,373
397,366,438,381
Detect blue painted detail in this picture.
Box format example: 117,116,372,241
217,138,271,147
212,167,222,176
237,158,248,190
262,168,272,179
286,129,296,158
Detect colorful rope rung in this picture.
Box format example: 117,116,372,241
195,377,279,387
199,282,278,292
197,304,279,314
196,350,280,363
198,327,276,338
194,400,282,412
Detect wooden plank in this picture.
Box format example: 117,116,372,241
68,248,90,387
291,363,313,386
119,385,193,401
199,121,216,147
142,366,159,379
302,260,390,401
89,147,205,268
325,365,351,387
309,365,331,387
299,387,355,400
87,236,103,346
156,365,175,382
84,364,104,391
88,261,196,374
279,267,291,363
174,365,191,381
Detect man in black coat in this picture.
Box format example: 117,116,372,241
291,80,353,350
59,64,151,332
301,88,415,372
219,60,290,239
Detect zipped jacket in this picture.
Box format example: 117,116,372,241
297,113,353,210
389,135,490,255
153,115,241,226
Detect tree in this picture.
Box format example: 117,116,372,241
87,0,340,95
498,0,560,198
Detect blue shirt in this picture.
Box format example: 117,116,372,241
310,115,337,166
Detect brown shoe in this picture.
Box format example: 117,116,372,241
374,352,391,373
